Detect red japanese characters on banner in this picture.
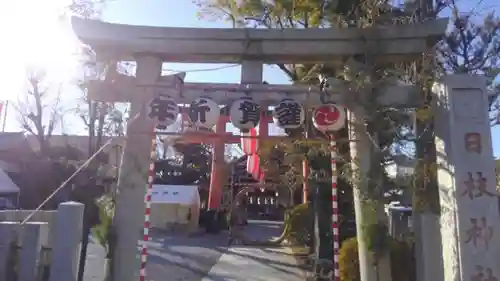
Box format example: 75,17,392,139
462,172,494,200
471,265,498,281
312,103,346,132
465,216,494,251
464,132,482,154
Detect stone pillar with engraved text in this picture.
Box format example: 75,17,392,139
433,74,500,281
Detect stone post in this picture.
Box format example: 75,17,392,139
348,109,392,281
49,202,85,281
433,74,499,281
413,211,443,281
18,222,48,281
238,61,263,186
111,56,162,281
0,222,18,280
240,61,263,85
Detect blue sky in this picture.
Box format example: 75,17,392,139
1,0,499,156
102,1,293,84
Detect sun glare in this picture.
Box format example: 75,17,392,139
1,0,80,100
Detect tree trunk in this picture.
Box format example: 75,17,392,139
95,102,106,152
88,100,97,156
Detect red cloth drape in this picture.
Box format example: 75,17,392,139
241,127,264,182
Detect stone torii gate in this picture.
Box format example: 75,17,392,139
69,17,498,281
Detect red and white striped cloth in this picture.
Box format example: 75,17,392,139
241,127,264,182
331,136,340,281
247,154,264,182
241,127,258,154
139,134,157,281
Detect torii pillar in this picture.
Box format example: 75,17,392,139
111,56,161,281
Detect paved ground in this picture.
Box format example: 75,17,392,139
144,232,228,281
83,220,304,281
83,231,227,281
201,246,304,281
201,220,303,281
83,238,107,281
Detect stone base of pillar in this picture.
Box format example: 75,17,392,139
413,212,444,281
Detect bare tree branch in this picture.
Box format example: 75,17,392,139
14,69,65,156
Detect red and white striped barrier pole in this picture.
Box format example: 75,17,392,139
330,134,340,281
139,133,157,281
312,103,345,281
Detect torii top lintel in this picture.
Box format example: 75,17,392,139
70,17,448,64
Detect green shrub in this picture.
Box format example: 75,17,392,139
92,195,115,258
339,237,415,281
339,237,360,281
390,239,415,281
364,222,391,257
284,203,313,246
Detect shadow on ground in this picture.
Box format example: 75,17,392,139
84,220,296,281
146,230,229,281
